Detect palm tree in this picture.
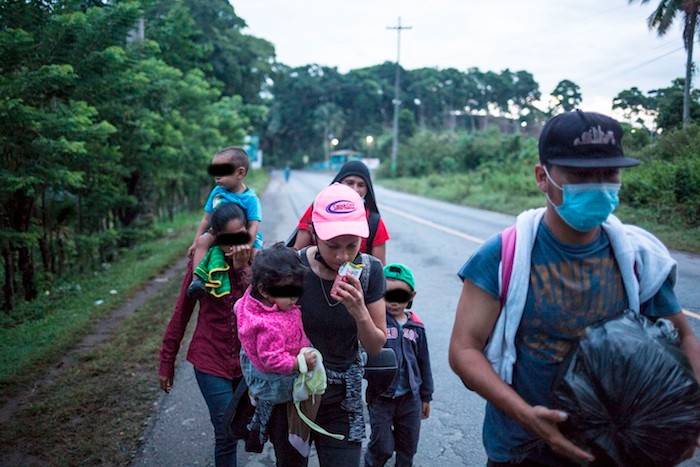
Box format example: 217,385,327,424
629,0,700,126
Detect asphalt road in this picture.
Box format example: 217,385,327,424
134,169,700,466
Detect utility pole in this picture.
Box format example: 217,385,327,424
387,17,411,176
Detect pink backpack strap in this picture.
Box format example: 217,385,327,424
500,226,517,308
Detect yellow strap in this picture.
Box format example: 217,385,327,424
294,402,344,440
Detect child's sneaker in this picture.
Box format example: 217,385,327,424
186,277,206,298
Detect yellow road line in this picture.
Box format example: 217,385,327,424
380,204,700,321
380,204,485,245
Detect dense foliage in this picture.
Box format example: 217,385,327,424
624,123,700,226
263,64,555,167
3,0,699,315
0,0,272,311
380,124,700,237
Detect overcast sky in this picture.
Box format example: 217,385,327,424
232,0,690,119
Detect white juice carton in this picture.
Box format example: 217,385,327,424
330,262,364,296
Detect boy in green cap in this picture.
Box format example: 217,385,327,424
365,263,434,467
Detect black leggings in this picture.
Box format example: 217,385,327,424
267,402,362,467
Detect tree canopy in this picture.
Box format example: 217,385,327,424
2,0,694,314
0,0,270,311
263,64,546,167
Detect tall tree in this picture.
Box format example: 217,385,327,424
550,79,582,113
183,0,275,103
650,77,700,129
0,39,117,308
629,0,700,126
612,86,658,123
507,69,541,125
0,0,267,312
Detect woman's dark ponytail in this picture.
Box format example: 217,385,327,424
210,203,247,235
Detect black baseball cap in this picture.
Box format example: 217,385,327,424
539,110,640,168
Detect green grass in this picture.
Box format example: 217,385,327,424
245,167,267,191
0,169,269,463
0,169,269,402
379,174,700,254
0,265,188,465
0,211,197,403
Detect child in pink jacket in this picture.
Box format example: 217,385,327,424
235,243,317,444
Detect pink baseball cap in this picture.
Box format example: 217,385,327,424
311,183,369,240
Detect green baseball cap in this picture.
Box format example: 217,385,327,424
383,263,415,290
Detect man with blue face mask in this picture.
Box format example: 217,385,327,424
449,110,700,466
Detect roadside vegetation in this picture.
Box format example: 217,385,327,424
0,170,266,463
0,252,187,465
378,125,700,254
0,171,266,400
1,1,272,314
0,211,194,403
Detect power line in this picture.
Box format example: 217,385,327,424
438,6,650,65
586,40,687,90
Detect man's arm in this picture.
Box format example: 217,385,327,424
665,312,700,381
448,279,595,463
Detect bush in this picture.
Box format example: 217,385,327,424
624,125,700,227
440,156,458,175
672,159,700,224
651,123,700,162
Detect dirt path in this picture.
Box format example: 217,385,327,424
0,255,190,425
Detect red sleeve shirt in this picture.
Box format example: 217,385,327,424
159,260,249,380
296,205,313,231
296,205,390,254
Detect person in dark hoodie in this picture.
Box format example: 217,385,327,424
292,160,390,264
365,263,434,467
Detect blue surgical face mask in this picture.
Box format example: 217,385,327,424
543,165,621,232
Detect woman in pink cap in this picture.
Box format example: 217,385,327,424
267,183,388,467
291,160,390,265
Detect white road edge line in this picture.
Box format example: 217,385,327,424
684,309,700,320
380,204,699,321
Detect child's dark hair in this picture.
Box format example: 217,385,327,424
215,147,250,173
210,203,247,235
251,243,306,299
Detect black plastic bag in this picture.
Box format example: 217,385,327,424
553,310,700,466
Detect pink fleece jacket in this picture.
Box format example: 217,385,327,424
235,285,311,375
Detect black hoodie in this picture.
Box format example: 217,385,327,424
331,160,380,215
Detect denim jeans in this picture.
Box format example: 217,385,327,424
365,392,422,467
240,350,296,402
194,368,242,467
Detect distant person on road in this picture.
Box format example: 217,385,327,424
448,110,700,465
292,160,390,265
284,162,292,183
159,203,253,467
187,147,263,298
235,243,318,446
365,263,433,467
269,183,388,467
